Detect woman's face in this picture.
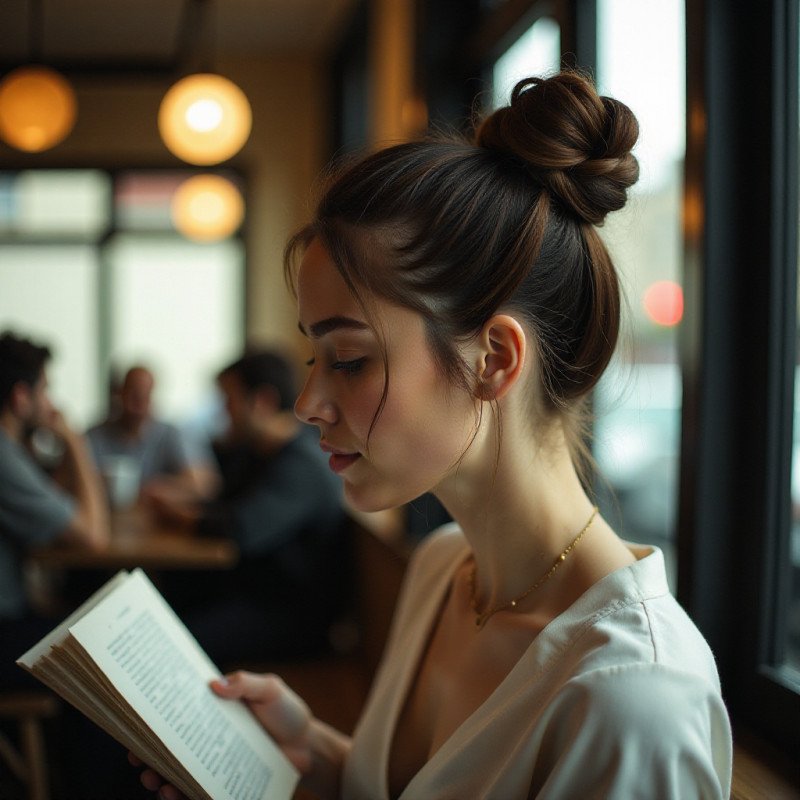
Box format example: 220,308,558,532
294,237,481,512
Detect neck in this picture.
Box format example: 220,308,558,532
0,408,23,443
116,414,148,438
435,415,596,611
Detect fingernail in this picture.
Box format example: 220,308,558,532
217,677,229,685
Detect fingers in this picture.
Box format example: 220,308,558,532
211,671,312,745
210,670,286,704
283,743,313,773
129,754,186,800
128,752,160,789
158,784,185,800
140,768,164,792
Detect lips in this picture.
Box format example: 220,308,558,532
320,442,361,474
328,452,361,473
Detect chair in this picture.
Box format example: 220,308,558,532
0,691,59,800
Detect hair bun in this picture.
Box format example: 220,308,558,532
475,72,639,224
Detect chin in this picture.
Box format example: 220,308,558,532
343,481,417,515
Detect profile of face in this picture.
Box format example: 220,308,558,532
294,238,482,513
26,371,56,430
121,368,154,423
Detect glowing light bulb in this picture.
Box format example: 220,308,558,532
0,66,77,152
171,174,244,241
185,99,223,132
159,74,251,165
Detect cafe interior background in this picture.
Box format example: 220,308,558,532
0,0,798,792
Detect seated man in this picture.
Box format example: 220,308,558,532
150,349,349,667
0,330,109,680
86,365,217,503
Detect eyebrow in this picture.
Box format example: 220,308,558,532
298,316,371,339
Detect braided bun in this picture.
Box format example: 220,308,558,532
476,72,639,224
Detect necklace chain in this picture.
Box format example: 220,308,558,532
468,506,599,630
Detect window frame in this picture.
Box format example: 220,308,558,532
0,165,248,425
681,0,800,761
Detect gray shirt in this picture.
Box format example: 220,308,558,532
0,428,75,619
86,418,194,483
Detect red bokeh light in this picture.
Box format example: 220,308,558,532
644,281,684,327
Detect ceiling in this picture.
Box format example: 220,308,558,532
0,0,359,74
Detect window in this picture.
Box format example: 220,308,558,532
492,16,560,107
593,0,686,589
782,9,800,681
0,169,245,433
680,0,800,760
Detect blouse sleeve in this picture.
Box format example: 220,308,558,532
533,662,732,800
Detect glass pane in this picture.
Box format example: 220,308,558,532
12,170,111,238
115,172,187,231
115,170,245,232
0,244,102,428
492,17,561,108
784,23,800,676
0,173,14,233
788,369,800,672
106,233,245,430
594,0,686,589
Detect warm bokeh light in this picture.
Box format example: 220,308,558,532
170,174,244,241
0,66,77,152
643,280,684,326
158,74,252,165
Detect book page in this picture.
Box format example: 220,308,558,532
17,569,130,668
67,569,299,800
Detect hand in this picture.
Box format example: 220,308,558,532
127,752,186,800
141,481,201,526
39,407,74,442
211,671,314,773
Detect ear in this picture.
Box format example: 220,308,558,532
9,381,32,417
474,314,527,401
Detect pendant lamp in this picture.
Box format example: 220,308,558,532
158,73,251,166
171,174,244,241
0,65,77,152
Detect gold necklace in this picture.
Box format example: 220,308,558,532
468,506,599,630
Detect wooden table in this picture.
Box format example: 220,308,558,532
29,506,239,571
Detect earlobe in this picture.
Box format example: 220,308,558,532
476,315,527,400
10,382,31,417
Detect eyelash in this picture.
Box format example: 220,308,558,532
305,357,366,375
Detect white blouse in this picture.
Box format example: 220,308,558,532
343,524,732,799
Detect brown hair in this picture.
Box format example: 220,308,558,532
285,71,639,461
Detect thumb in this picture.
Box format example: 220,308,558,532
210,671,286,706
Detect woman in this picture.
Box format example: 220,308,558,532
138,71,732,799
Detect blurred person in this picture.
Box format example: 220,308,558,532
86,364,218,504
0,330,109,684
0,332,141,800
150,349,348,667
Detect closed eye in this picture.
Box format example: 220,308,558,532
331,358,366,375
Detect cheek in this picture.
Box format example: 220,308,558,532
376,373,475,462
345,383,385,439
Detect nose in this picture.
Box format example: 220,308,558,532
295,368,338,427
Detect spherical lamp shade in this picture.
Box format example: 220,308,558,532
0,66,77,152
158,73,252,165
171,174,244,241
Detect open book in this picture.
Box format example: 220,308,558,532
17,568,300,800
